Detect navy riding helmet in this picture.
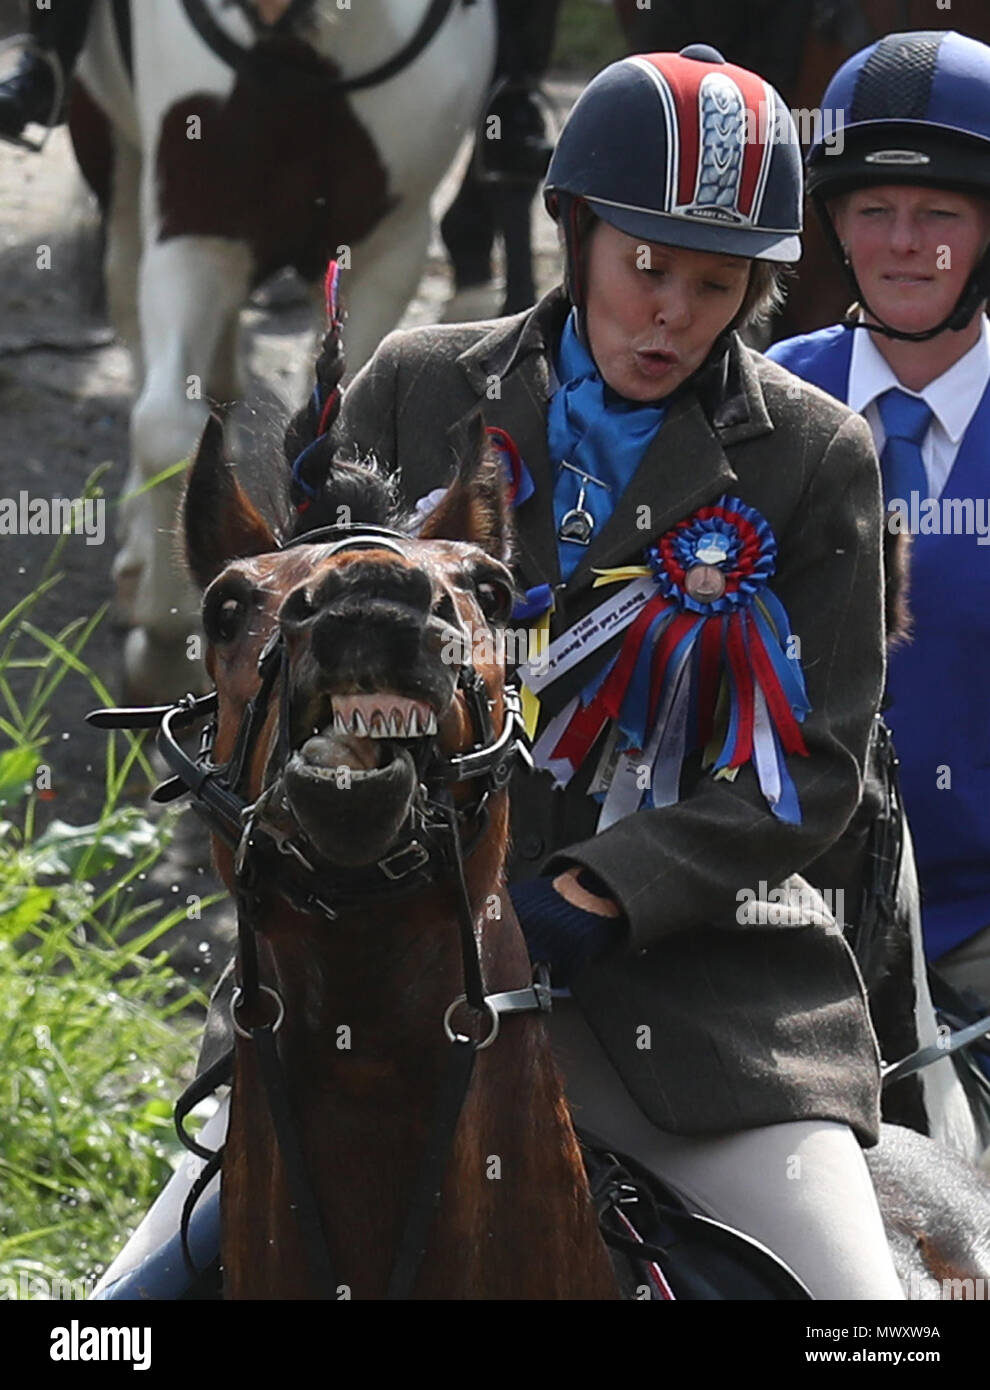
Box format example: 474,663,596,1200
807,29,990,340
543,44,804,307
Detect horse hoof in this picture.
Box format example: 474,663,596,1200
123,627,208,706
441,284,502,324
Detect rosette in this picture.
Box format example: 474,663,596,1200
540,495,811,826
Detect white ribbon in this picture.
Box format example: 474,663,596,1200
530,694,581,787
751,682,781,808
517,575,656,694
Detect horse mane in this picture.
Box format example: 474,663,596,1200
275,252,410,541
285,441,406,540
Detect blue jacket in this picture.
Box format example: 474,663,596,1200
768,326,990,960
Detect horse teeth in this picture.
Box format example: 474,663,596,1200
323,695,438,738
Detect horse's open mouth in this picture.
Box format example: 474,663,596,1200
282,692,443,868
292,693,439,774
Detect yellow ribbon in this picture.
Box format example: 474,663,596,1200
519,609,552,740
591,564,652,589
520,684,542,741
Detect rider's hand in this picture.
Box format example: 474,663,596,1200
551,865,622,918
509,868,625,987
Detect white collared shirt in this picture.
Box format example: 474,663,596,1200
848,316,990,499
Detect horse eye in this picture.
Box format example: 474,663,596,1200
476,579,513,625
205,592,248,643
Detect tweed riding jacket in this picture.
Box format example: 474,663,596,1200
328,285,887,1143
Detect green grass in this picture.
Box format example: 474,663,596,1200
0,537,213,1297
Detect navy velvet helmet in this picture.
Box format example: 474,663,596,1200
807,30,990,337
544,45,804,305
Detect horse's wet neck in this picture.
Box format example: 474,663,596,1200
256,813,514,1057
262,889,510,1070
223,813,618,1299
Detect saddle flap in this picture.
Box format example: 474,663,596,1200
578,1130,813,1301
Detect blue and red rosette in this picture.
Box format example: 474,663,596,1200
549,496,811,823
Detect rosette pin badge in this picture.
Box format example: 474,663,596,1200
684,529,731,602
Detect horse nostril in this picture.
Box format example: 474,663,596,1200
280,585,316,628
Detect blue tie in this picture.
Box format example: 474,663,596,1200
876,388,932,506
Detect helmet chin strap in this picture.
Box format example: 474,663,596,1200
821,203,990,342
842,265,990,342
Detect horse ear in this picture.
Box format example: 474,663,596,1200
418,415,513,563
184,412,276,589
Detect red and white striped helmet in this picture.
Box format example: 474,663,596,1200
545,44,803,293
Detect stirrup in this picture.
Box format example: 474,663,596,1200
0,36,65,152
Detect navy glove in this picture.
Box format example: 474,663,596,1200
509,871,624,987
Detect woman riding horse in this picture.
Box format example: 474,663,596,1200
98,43,907,1299
767,31,990,1047
313,44,903,1298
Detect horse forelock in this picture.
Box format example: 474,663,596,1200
286,449,405,540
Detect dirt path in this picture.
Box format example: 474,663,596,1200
0,55,581,980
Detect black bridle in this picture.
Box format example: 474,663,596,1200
87,522,550,1299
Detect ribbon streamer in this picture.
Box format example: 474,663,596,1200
531,496,811,826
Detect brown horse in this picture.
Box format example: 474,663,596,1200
616,0,990,337
83,399,990,1300
178,415,620,1299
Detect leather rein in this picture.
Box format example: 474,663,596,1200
87,522,550,1299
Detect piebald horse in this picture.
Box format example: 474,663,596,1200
67,0,496,700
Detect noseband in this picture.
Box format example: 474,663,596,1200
89,523,532,918
87,523,549,1300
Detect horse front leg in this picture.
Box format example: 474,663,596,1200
101,135,146,625
121,234,252,700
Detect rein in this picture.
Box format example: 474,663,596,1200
87,521,551,1299
180,0,475,93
